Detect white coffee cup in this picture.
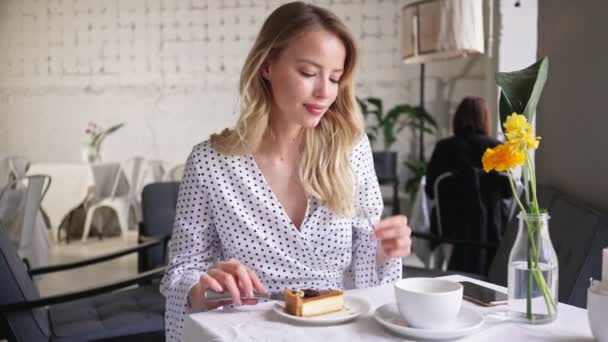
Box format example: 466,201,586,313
394,277,463,330
588,283,608,342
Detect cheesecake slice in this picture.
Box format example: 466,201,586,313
284,288,345,317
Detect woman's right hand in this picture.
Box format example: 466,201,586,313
188,258,268,311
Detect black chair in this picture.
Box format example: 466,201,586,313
416,167,510,275
0,226,167,341
138,182,179,273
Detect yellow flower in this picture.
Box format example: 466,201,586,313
482,144,526,172
503,113,541,151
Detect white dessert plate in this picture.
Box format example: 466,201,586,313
272,295,370,324
373,303,485,340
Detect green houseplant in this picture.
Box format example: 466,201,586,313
357,97,438,200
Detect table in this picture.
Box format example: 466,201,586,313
27,162,128,242
183,275,594,341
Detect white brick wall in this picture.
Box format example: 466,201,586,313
0,0,488,182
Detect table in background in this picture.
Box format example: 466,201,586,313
27,162,128,242
184,274,593,341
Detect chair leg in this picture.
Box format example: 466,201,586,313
114,204,130,242
82,206,98,242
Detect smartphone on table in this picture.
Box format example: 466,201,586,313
459,281,508,307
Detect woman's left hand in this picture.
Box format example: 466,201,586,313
374,215,412,258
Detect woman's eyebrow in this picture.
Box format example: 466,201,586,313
296,58,343,73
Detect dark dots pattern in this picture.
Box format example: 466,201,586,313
160,135,401,341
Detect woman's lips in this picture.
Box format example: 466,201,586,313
304,104,325,115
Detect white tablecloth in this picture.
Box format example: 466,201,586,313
184,275,593,342
27,162,128,242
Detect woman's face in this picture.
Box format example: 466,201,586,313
262,29,346,129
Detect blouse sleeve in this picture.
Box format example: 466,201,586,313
160,144,221,342
345,135,402,289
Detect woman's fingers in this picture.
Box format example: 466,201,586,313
207,268,243,305
248,268,268,295
374,215,412,258
204,259,268,307
223,259,255,298
381,238,411,257
199,273,223,293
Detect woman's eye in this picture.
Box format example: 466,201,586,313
299,71,315,77
330,78,339,84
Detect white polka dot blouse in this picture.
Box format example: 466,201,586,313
160,135,402,342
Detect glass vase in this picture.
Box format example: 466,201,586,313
507,212,559,324
82,145,101,163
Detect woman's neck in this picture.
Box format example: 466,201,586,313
257,118,303,163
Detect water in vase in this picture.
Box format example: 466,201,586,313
508,261,558,323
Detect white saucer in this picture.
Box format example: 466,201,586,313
373,303,485,340
272,295,370,325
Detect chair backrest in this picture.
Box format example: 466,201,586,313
0,157,10,188
0,175,50,249
146,160,167,183
0,227,50,341
18,176,50,250
7,156,30,181
138,182,179,272
433,167,510,275
122,157,145,200
90,163,129,201
166,163,185,182
568,217,608,307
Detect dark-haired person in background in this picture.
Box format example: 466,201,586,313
424,96,511,275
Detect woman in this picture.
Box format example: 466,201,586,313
424,96,511,274
160,3,411,341
425,96,501,197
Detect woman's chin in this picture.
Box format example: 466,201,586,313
301,116,324,128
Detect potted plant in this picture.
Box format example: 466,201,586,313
83,122,125,163
357,97,438,198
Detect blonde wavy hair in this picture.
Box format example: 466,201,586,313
210,1,363,217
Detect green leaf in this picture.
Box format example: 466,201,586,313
104,123,125,135
496,57,549,126
382,122,396,150
356,97,369,117
366,132,377,144
365,97,384,123
413,107,438,129
385,104,415,122
93,123,124,148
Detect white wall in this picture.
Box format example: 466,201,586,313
0,0,488,181
537,0,608,212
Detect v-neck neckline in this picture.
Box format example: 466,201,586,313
247,154,310,232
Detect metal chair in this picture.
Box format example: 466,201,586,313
82,164,131,242
166,164,185,182
411,167,510,275
0,175,51,269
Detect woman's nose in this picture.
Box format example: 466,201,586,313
313,79,330,99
